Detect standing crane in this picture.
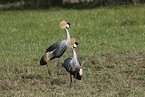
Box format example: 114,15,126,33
40,21,72,76
62,42,83,88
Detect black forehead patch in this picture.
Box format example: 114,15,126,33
75,42,78,45
67,23,71,26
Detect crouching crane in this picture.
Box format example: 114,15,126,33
62,42,83,88
40,21,72,76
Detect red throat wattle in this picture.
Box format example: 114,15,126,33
74,48,76,52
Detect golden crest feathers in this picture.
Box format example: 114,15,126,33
60,20,67,29
68,38,76,47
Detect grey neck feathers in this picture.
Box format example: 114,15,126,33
72,47,77,63
65,28,70,41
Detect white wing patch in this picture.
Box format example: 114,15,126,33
45,48,57,61
79,69,83,76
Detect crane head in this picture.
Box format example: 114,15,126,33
66,23,72,29
73,42,79,48
73,42,79,52
60,21,72,29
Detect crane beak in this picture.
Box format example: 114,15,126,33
69,25,72,28
77,45,80,47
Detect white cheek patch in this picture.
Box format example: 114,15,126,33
66,24,69,28
79,69,83,76
73,44,77,48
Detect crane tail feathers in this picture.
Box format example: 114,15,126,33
40,55,47,66
73,71,82,80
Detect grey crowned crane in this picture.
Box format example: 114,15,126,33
40,21,72,76
62,42,83,88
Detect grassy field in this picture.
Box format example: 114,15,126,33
0,6,145,96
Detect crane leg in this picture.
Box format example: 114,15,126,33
57,58,60,77
46,63,51,76
74,71,77,83
70,74,72,89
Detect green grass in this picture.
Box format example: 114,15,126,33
0,6,145,96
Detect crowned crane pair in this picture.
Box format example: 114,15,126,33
40,21,83,88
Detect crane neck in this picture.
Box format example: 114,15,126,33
72,47,77,62
65,28,70,41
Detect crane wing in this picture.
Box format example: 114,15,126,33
46,40,67,60
62,57,73,71
77,59,82,66
62,57,82,72
46,41,62,52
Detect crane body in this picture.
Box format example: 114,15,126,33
40,21,72,76
62,43,83,88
